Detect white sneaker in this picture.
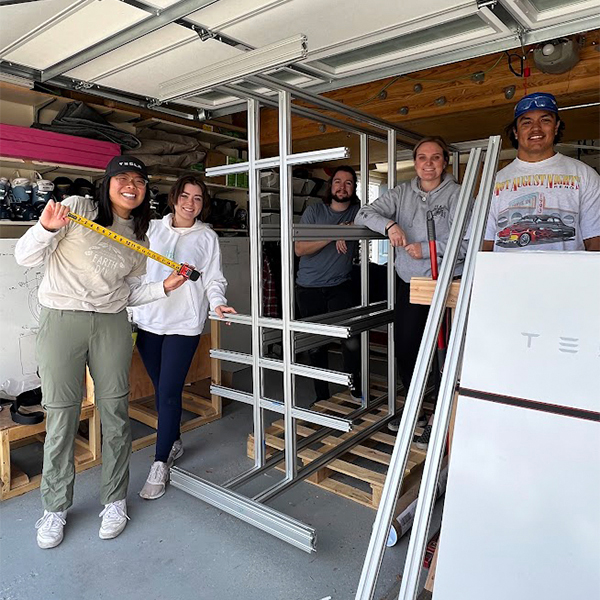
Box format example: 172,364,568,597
167,439,184,467
139,461,169,500
99,499,129,540
35,510,66,549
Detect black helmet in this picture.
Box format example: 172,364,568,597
53,176,74,201
72,178,95,199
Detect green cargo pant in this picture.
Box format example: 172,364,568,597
36,308,133,512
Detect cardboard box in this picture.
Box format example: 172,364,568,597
193,150,228,186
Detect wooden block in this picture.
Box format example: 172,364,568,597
0,430,10,498
410,277,459,308
10,463,30,489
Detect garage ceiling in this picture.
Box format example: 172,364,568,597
0,0,598,119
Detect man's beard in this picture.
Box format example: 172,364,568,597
330,191,352,203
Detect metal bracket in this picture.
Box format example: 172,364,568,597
477,0,498,9
192,25,221,43
73,80,94,91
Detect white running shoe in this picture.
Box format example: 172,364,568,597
99,499,129,539
35,510,66,549
167,439,184,467
139,461,169,500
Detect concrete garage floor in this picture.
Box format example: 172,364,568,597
0,367,441,600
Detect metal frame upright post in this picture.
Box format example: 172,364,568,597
278,89,297,480
359,133,370,406
386,129,397,414
247,98,266,469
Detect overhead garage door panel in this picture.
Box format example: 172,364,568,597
95,38,242,99
65,23,197,83
190,0,480,59
0,0,82,54
500,0,600,28
2,0,149,70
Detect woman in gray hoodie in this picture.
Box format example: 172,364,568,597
355,136,463,437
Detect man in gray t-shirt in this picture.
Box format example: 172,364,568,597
295,166,361,403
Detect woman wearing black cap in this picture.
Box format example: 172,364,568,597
15,156,186,550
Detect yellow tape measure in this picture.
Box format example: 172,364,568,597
66,211,200,281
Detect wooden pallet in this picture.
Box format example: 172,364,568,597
247,392,427,509
0,387,101,501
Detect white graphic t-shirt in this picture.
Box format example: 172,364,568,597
485,153,600,251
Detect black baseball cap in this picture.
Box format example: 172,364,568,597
105,156,148,181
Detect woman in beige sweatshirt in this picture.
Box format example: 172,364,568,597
15,156,185,550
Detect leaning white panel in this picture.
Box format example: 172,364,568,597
433,252,600,600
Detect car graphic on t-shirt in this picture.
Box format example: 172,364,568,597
496,214,576,247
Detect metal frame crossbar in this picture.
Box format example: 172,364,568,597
170,75,453,553
354,136,502,599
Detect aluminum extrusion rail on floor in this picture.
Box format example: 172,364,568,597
170,469,317,553
354,137,502,600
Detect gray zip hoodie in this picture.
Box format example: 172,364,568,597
355,174,464,283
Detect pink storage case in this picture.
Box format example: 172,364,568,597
0,123,120,169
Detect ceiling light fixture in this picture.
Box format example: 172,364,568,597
158,34,308,103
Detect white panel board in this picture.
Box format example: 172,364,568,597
461,252,600,412
434,251,600,600
0,239,42,398
3,0,148,70
434,398,600,600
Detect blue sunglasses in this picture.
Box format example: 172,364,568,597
515,93,558,119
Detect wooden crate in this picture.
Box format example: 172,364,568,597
128,321,223,451
0,380,101,501
247,392,427,509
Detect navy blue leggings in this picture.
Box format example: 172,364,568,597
135,329,200,463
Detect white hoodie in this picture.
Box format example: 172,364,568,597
131,214,227,336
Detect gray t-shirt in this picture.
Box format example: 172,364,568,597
296,202,359,288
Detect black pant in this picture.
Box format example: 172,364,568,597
394,277,430,391
296,280,361,400
136,329,200,463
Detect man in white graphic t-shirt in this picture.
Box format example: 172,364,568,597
483,92,600,252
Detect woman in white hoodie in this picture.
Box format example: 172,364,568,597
131,174,235,499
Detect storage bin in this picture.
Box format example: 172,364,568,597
260,171,279,189
261,193,280,209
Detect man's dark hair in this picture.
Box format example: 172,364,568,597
504,114,565,150
94,175,151,241
323,165,359,206
167,174,211,222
